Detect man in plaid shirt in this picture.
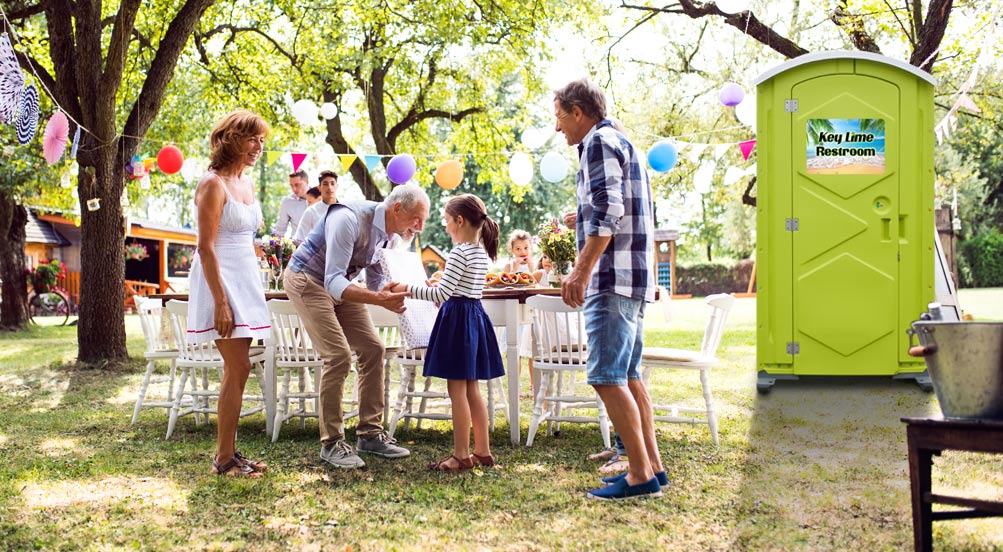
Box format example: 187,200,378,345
554,78,664,501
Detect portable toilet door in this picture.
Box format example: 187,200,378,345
755,51,935,391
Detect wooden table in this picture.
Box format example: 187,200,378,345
152,287,563,445
901,416,1003,552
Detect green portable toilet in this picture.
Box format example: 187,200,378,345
755,51,935,392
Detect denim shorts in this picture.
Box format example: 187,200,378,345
584,292,646,386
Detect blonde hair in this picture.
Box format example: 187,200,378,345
506,229,532,252
209,110,270,170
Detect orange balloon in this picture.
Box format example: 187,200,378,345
435,159,463,190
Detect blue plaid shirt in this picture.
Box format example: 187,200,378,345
575,119,655,302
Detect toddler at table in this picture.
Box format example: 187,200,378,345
501,229,535,274
393,194,504,471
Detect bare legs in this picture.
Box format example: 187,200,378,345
594,381,661,486
214,337,252,464
443,379,491,465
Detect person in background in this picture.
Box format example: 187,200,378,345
392,194,503,471
274,169,310,237
284,183,429,470
186,110,273,478
554,77,664,500
532,253,552,284
501,230,535,274
293,170,339,243
305,186,322,207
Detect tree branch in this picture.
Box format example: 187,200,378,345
42,0,83,129
386,107,483,146
621,1,809,59
197,23,298,66
831,0,882,53
4,2,46,21
909,0,952,71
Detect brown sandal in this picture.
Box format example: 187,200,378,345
471,453,495,467
212,456,263,478
427,454,474,472
235,451,268,473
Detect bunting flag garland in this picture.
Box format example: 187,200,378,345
364,155,381,171
290,152,307,172
712,143,731,160
687,143,708,163
15,83,38,144
956,93,981,113
339,154,357,172
739,139,756,161
265,151,282,165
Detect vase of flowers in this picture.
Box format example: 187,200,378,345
123,241,149,261
537,219,577,288
26,259,66,294
259,235,295,290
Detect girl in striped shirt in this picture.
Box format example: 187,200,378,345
393,194,504,471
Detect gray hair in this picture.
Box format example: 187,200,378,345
554,78,607,121
384,183,430,211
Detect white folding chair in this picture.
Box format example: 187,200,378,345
266,300,326,441
641,293,734,445
131,296,181,424
367,304,403,425
164,300,267,439
525,295,610,448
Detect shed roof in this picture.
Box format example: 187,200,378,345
754,50,937,87
26,210,71,246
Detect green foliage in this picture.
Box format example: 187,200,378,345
25,260,66,293
959,230,1003,288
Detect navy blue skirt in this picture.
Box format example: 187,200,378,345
423,297,505,381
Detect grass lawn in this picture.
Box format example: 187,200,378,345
1,290,1001,551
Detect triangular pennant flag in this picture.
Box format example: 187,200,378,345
687,143,707,164
713,143,730,160
957,93,981,113
739,139,756,161
339,154,357,173
724,166,745,185
935,124,944,145
364,155,381,171
266,151,282,165
291,153,308,172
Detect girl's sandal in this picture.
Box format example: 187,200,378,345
212,456,263,479
471,453,495,467
234,451,268,473
427,454,474,472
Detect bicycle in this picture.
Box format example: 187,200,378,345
27,288,71,326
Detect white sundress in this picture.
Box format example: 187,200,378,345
186,178,271,344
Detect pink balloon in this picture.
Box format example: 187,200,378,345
42,111,69,164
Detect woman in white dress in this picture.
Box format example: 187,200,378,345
187,110,272,478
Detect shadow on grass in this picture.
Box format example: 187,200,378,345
733,375,963,551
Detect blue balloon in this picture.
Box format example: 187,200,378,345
648,141,678,172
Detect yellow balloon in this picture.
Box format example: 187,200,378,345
435,159,463,190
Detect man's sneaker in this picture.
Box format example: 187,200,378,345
320,439,365,469
356,431,411,458
600,470,669,488
585,476,662,501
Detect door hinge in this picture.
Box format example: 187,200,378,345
785,218,799,231
785,99,799,113
787,342,800,355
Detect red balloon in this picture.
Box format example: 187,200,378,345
157,145,184,174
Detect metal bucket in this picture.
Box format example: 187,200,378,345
909,321,1003,420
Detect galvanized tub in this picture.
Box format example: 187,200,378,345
909,321,1003,420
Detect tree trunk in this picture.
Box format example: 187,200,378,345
76,156,128,362
0,190,29,329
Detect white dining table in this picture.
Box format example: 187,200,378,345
152,287,563,446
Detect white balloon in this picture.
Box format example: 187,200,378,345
716,0,749,14
521,128,551,150
320,102,338,119
735,94,757,128
508,152,535,186
694,161,716,194
539,151,568,182
291,99,319,125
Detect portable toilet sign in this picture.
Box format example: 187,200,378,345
754,51,935,392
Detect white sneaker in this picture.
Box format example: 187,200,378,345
320,439,365,469
356,431,411,458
